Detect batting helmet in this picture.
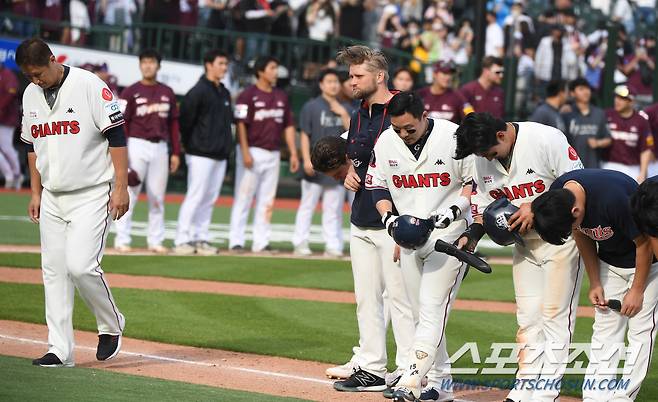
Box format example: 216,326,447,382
482,198,525,247
390,215,435,249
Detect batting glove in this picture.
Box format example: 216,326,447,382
382,211,399,236
431,206,461,229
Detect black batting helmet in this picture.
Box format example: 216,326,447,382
482,198,525,247
390,215,435,249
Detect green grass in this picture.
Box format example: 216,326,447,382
1,282,657,400
0,252,595,305
0,355,308,402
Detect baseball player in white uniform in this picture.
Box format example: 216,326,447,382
17,39,127,367
366,92,474,401
453,112,584,402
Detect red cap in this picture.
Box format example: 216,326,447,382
433,60,457,74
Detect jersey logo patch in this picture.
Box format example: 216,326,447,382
109,112,124,124
102,88,113,101
483,175,493,184
579,225,614,241
388,160,398,167
526,168,535,174
435,159,444,165
66,107,75,114
568,146,579,161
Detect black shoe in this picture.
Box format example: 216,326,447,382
419,387,454,401
333,369,387,392
231,245,245,254
32,353,73,367
503,399,516,402
383,388,395,399
96,334,121,361
392,387,419,402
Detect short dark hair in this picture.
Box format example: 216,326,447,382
203,49,229,68
254,56,279,78
311,136,347,172
569,77,591,92
139,48,162,64
15,38,53,67
393,67,414,81
631,179,658,237
531,189,576,245
454,112,506,160
482,56,503,70
546,79,568,97
388,91,425,119
318,68,339,83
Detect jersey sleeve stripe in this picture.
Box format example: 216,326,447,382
20,137,32,144
365,185,388,190
101,121,125,134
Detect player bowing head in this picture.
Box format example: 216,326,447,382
310,136,349,181
454,112,512,162
632,177,658,257
16,39,63,89
531,188,578,245
388,91,428,145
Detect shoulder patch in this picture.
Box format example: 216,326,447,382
102,88,113,101
568,146,579,161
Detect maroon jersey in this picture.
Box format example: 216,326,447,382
642,103,658,156
120,81,180,154
234,85,294,151
604,109,654,166
0,67,19,127
417,86,467,124
623,54,653,96
459,80,505,118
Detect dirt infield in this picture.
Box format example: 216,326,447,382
0,320,580,402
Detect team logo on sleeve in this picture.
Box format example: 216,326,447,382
568,146,579,161
102,88,113,101
109,112,124,124
234,104,249,119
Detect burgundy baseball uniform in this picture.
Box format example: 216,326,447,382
459,80,505,118
234,85,294,150
120,82,180,154
604,109,654,166
643,103,658,156
0,67,19,127
417,86,467,123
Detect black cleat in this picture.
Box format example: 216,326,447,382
333,369,387,392
392,387,419,402
96,334,122,361
32,353,73,367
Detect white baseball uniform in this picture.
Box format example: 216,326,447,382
470,122,584,402
366,118,474,396
20,66,125,365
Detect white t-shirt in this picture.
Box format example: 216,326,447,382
485,22,504,57
21,66,125,192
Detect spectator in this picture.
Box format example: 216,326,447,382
450,18,473,66
377,0,405,48
636,0,656,27
620,35,655,109
338,0,364,40
100,0,136,52
69,0,91,45
485,10,503,57
420,18,451,64
529,78,568,133
114,49,180,254
417,60,467,123
240,0,279,60
8,0,37,37
174,50,233,255
502,0,534,53
603,85,654,183
459,55,505,118
205,0,230,30
0,63,21,190
292,69,351,257
561,78,611,168
306,0,337,41
642,102,658,177
584,34,607,92
391,67,415,91
398,19,421,55
535,25,579,95
424,0,453,27
611,0,634,35
229,56,299,253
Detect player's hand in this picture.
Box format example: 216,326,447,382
109,185,130,221
621,288,644,317
303,160,315,176
28,194,41,224
328,99,348,117
453,235,475,252
589,285,607,310
637,172,647,184
587,138,599,149
393,244,400,262
431,206,459,229
289,154,300,173
243,152,254,169
170,154,180,174
344,165,361,192
508,202,534,234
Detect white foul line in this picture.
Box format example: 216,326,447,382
0,333,333,386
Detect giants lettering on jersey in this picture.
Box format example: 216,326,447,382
579,225,614,241
392,173,451,188
31,121,80,138
489,180,546,200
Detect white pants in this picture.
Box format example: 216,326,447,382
175,155,227,245
114,137,169,248
602,162,640,182
507,238,583,402
292,179,345,252
648,161,658,178
583,262,658,402
397,224,466,395
229,147,280,252
40,182,125,364
350,224,416,377
0,124,20,180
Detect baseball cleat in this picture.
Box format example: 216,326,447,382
383,388,395,399
293,244,313,257
173,243,196,255
32,353,74,368
148,245,169,254
333,369,387,392
230,245,246,254
96,334,122,361
195,241,218,256
392,387,419,402
419,387,454,401
323,248,343,258
325,359,357,379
